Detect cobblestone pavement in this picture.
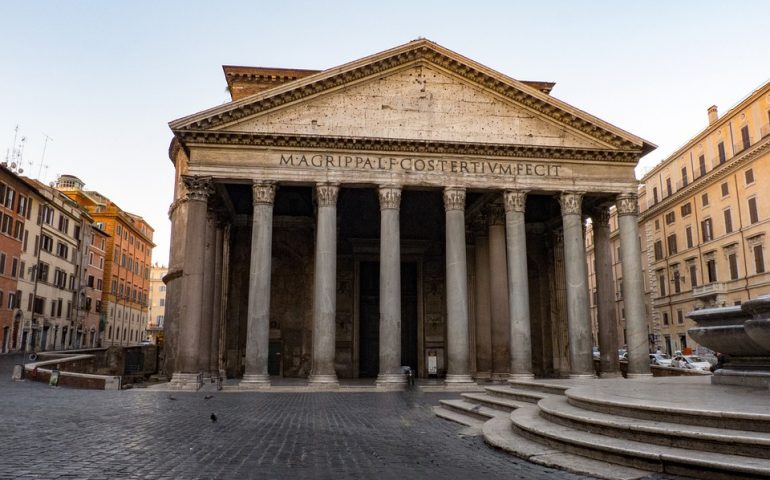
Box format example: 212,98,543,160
0,354,688,480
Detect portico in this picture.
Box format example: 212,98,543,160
164,39,654,390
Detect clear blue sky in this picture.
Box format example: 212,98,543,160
2,1,768,264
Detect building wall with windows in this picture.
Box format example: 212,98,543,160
147,263,167,345
56,175,155,346
640,81,770,355
76,222,108,347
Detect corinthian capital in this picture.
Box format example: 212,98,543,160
616,193,639,217
182,176,213,202
443,187,466,211
378,185,401,210
487,204,505,226
559,192,584,216
252,181,276,206
315,183,339,207
591,205,611,227
504,190,528,213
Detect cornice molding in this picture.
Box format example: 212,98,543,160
171,41,650,153
640,137,770,222
175,130,640,163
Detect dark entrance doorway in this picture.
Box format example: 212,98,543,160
358,261,419,378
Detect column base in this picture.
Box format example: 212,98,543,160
376,373,407,388
491,372,510,382
308,374,340,388
168,372,203,391
599,371,623,379
474,371,492,382
444,374,475,384
569,373,597,379
239,373,271,389
508,373,535,382
626,373,654,379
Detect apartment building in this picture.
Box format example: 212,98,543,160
147,263,167,345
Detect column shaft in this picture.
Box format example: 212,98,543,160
198,211,216,374
617,194,652,377
505,190,533,379
241,181,276,386
171,176,212,389
377,186,405,386
309,183,340,386
209,224,225,376
444,187,474,384
560,192,595,378
488,205,510,379
592,207,620,377
474,232,492,380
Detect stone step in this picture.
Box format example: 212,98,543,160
482,415,649,480
567,387,770,433
438,398,499,421
506,379,571,396
539,395,770,459
432,405,485,429
460,392,530,413
510,405,770,479
484,385,548,404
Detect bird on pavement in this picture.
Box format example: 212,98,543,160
204,395,214,400
210,413,217,423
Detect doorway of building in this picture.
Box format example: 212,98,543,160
358,261,419,378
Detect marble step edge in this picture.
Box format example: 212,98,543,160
567,389,770,433
483,385,548,403
482,414,650,480
505,379,571,395
538,395,770,456
432,405,485,429
438,398,499,421
511,406,770,479
460,392,531,412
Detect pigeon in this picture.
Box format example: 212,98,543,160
210,413,217,423
204,395,214,400
168,396,177,401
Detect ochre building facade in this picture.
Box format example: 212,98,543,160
165,40,655,389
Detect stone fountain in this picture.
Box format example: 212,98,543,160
688,295,770,388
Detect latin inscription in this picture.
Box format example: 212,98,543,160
279,154,561,177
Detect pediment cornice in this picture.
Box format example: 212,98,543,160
177,130,641,163
170,39,655,156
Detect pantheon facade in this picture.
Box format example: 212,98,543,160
165,39,655,389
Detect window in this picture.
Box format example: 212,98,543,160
5,188,14,209
724,209,733,234
729,253,739,280
658,270,667,297
673,270,681,293
33,296,44,315
655,219,660,231
699,155,706,177
96,279,103,291
40,234,53,253
702,193,709,207
707,258,717,283
159,298,165,307
681,167,688,187
0,253,4,274
741,125,750,150
1,215,11,235
681,203,692,217
746,169,755,185
686,226,694,249
718,142,726,164
87,275,95,288
55,242,69,259
18,261,24,280
41,205,54,225
57,215,69,234
677,310,684,324
14,220,22,240
654,240,663,261
653,187,659,204
749,197,759,224
667,234,678,255
53,269,67,289
8,291,15,310
721,182,729,197
666,178,672,196
38,263,49,282
702,218,713,242
665,211,675,224
689,263,698,288
11,258,17,277
755,244,765,274
159,285,166,292
663,312,669,325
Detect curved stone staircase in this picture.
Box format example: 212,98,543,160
433,377,770,479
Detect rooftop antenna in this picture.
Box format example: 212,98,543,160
3,125,26,175
37,132,52,180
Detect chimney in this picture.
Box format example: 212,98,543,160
708,105,718,125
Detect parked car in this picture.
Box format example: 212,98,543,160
649,353,673,367
683,355,712,371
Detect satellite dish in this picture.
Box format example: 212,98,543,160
10,162,16,168
18,168,23,173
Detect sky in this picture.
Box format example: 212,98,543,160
1,1,768,265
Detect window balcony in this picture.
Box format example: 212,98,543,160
692,282,727,299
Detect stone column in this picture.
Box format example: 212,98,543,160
309,183,340,387
170,175,212,390
474,219,492,381
209,223,225,377
240,181,276,387
444,187,474,384
488,204,510,380
198,210,217,376
617,193,652,378
504,190,534,379
592,206,620,377
559,192,595,378
376,185,405,386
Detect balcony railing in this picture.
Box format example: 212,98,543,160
692,282,727,299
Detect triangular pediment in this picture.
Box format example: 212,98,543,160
170,39,654,156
